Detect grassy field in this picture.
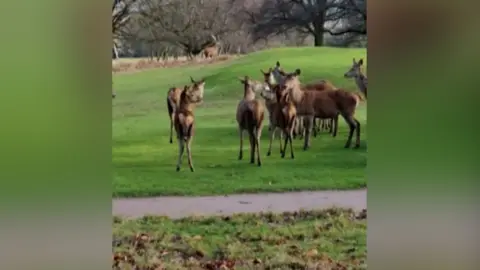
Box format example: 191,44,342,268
113,47,367,197
112,208,367,269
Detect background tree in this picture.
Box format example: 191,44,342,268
250,0,366,46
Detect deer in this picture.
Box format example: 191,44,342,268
344,58,367,99
174,85,203,172
167,77,205,144
236,76,268,166
260,82,296,159
260,68,285,155
266,62,339,138
280,69,362,150
203,34,219,59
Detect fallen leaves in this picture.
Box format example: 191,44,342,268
112,209,366,269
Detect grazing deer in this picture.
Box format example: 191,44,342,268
174,85,203,172
260,83,296,158
167,77,205,144
344,58,368,99
203,34,219,59
236,76,268,166
280,69,361,150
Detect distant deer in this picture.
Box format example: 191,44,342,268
203,34,219,59
174,85,203,172
344,58,367,99
167,77,205,144
260,82,296,158
236,76,268,166
280,69,362,150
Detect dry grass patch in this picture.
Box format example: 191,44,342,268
112,208,367,269
112,55,238,73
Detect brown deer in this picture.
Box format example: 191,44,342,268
260,83,296,158
265,63,339,138
236,76,268,166
167,77,205,144
174,85,203,172
280,69,361,150
344,58,367,99
203,34,219,59
260,68,284,155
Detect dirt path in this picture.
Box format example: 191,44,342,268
113,189,366,219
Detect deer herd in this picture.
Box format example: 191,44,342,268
164,58,367,172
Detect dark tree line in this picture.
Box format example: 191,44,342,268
112,0,366,58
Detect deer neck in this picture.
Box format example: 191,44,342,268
289,86,304,104
355,73,367,93
243,87,256,101
179,100,195,112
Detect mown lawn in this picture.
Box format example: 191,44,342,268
113,47,367,197
112,208,367,269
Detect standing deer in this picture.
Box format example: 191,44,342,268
260,68,284,155
174,85,203,172
203,34,219,59
266,62,339,138
344,58,367,99
280,69,362,150
236,76,268,166
167,77,205,144
260,82,296,159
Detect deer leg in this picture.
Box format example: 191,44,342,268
313,118,318,137
278,128,283,155
333,114,339,137
303,116,314,151
169,113,174,144
267,126,275,156
249,131,255,164
281,130,288,159
328,118,333,134
255,128,262,166
238,127,244,160
176,139,185,171
186,138,195,172
341,113,356,148
289,130,295,159
354,118,361,149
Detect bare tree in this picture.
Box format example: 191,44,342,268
112,0,138,58
138,0,240,58
250,0,366,46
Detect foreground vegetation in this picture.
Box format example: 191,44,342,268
113,208,367,269
113,47,367,197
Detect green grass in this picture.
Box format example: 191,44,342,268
113,47,367,197
112,208,367,269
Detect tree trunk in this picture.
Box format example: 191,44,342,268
313,33,324,47
113,43,119,59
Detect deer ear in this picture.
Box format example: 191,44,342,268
295,69,301,76
268,67,272,72
238,77,245,84
358,59,364,65
276,61,280,67
260,69,266,75
190,76,195,83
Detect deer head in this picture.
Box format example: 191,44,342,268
189,76,206,99
344,58,364,78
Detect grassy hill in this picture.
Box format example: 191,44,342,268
113,47,367,197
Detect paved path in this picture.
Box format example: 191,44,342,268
113,189,366,219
